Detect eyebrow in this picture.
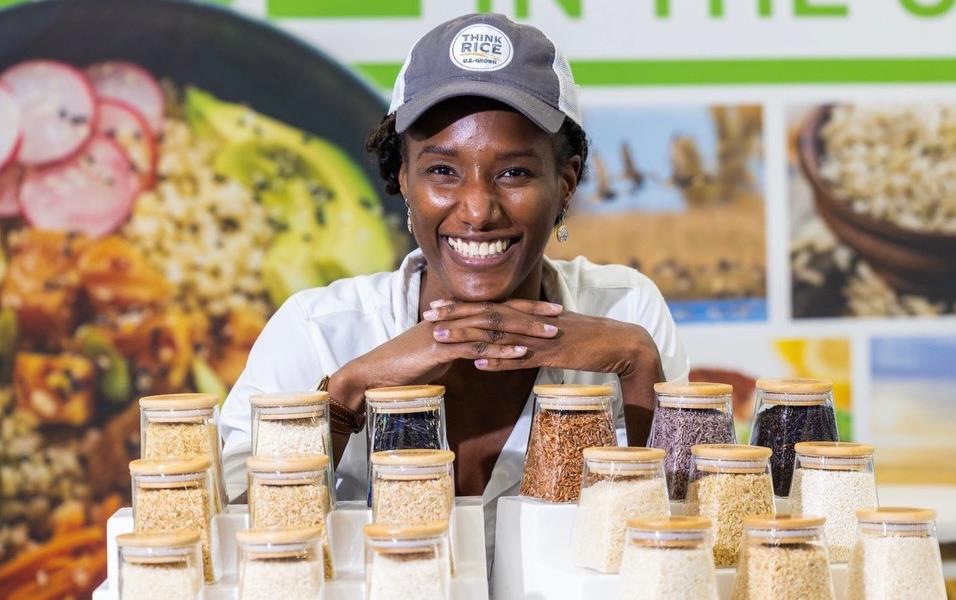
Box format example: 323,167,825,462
418,145,457,159
495,149,540,161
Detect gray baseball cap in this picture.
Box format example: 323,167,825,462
389,13,581,134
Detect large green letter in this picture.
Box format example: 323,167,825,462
899,0,955,17
795,0,848,16
268,0,421,18
709,0,773,16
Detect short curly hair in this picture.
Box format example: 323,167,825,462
365,112,589,196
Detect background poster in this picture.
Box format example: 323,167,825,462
2,0,956,597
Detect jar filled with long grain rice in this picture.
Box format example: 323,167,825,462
247,454,333,579
130,457,218,582
570,447,670,573
648,382,736,501
789,441,877,562
364,522,451,600
749,379,839,497
733,515,835,600
619,516,719,600
237,526,325,600
520,384,617,503
251,391,332,457
846,507,946,600
140,393,227,512
685,444,775,567
117,530,203,600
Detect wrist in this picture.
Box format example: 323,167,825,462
613,323,659,379
327,362,368,433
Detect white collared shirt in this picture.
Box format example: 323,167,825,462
219,249,689,553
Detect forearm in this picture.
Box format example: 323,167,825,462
618,328,666,446
327,361,367,467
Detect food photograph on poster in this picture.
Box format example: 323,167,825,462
788,102,956,318
547,104,766,324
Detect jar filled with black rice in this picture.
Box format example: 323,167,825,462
365,385,448,503
647,382,736,501
749,379,838,497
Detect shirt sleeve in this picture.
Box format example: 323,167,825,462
219,293,325,500
632,277,690,384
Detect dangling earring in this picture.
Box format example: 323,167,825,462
404,196,413,234
556,209,569,243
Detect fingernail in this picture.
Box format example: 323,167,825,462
434,328,449,339
543,324,558,334
431,299,453,308
475,359,488,369
423,309,438,320
548,303,563,311
514,345,527,354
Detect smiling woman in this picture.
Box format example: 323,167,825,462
218,12,689,563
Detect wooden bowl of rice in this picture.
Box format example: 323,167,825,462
798,105,956,296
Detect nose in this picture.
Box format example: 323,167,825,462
456,174,501,230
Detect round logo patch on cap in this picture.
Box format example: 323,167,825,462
449,24,514,72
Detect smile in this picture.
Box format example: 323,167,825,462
445,236,512,259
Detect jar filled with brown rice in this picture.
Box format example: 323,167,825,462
129,457,218,582
520,384,617,503
569,446,670,573
789,441,877,562
117,530,204,600
237,526,325,600
247,454,333,579
139,393,226,512
733,515,835,600
846,507,946,600
685,444,775,567
364,522,451,600
619,516,719,600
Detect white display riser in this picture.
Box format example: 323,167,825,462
93,498,488,600
493,496,848,600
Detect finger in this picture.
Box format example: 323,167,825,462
433,326,542,346
423,301,493,321
436,311,558,339
429,298,455,309
474,357,530,371
442,341,527,361
503,298,564,316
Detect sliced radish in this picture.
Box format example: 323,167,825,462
96,99,156,189
0,83,22,169
87,61,164,135
19,137,139,237
0,165,21,217
0,60,95,166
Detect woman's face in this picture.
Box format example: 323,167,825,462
399,98,580,302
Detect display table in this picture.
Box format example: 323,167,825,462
492,496,848,600
92,498,488,600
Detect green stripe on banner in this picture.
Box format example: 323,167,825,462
355,57,956,88
267,0,420,18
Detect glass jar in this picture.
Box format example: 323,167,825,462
647,382,736,501
237,526,325,600
733,515,835,600
846,507,946,600
520,384,617,503
247,454,333,579
371,449,455,526
364,522,451,600
570,447,670,573
139,393,226,512
685,444,774,568
619,516,718,600
129,457,218,582
789,441,877,563
749,378,839,497
117,530,203,600
250,391,332,457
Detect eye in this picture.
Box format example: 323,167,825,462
426,164,456,177
500,167,532,178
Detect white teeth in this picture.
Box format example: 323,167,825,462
446,237,512,258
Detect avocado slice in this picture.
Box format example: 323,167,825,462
74,325,131,405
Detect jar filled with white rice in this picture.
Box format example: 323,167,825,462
846,507,946,600
237,526,325,600
569,446,670,573
789,441,877,562
619,516,718,600
117,530,204,600
364,521,451,600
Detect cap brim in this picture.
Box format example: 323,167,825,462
394,80,566,134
